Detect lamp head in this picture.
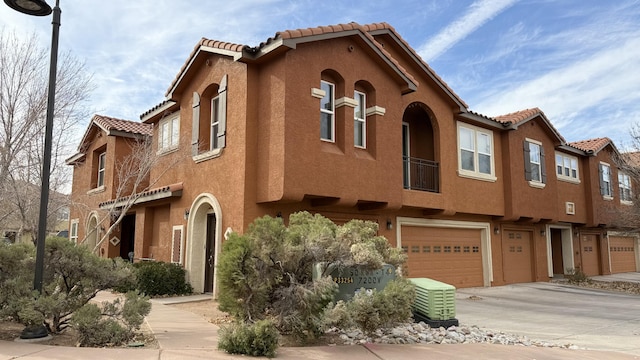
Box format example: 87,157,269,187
4,0,52,16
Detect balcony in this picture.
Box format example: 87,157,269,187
403,156,439,193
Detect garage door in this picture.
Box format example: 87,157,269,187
502,230,534,284
609,236,637,274
580,234,601,276
401,226,483,288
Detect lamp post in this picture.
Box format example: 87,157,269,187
4,0,59,339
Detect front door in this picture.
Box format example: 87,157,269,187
204,213,216,293
120,214,135,261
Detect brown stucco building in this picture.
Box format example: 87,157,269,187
67,22,639,294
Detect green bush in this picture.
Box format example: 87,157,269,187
217,211,412,343
0,237,146,335
133,261,193,296
70,291,151,347
566,268,591,284
324,278,416,334
218,319,279,358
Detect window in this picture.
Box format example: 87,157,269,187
354,91,366,148
211,96,220,150
619,172,632,203
97,152,106,187
524,140,545,185
458,123,494,179
599,162,612,198
70,219,79,244
555,153,579,181
320,81,334,141
159,113,179,152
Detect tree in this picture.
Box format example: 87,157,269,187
0,29,92,243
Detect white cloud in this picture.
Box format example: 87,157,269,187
417,0,517,62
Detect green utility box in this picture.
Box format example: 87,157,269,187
409,278,456,320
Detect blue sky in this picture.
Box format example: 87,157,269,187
2,0,639,146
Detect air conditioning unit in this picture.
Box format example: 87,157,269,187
410,278,456,321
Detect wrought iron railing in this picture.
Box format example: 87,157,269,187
403,156,439,192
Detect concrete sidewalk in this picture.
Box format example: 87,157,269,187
2,275,640,359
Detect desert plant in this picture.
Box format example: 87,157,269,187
218,319,279,358
70,291,151,347
565,268,591,284
133,261,193,296
217,211,412,343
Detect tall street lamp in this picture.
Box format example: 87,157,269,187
4,0,60,339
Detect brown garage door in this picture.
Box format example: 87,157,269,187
502,230,534,284
401,226,483,288
609,236,637,274
580,234,601,276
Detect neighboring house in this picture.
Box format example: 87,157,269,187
67,22,639,295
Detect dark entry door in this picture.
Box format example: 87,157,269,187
204,213,216,293
120,214,135,261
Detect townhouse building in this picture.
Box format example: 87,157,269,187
67,22,639,295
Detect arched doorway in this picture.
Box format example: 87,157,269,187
186,193,222,296
402,103,439,192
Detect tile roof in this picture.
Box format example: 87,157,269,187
93,114,152,136
162,22,468,109
568,137,613,153
99,182,183,209
494,108,543,125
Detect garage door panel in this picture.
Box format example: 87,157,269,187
402,226,483,288
610,236,637,274
502,230,533,284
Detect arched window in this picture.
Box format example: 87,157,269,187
191,75,227,159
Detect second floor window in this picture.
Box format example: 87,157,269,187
159,114,179,152
354,91,366,148
320,81,335,142
619,172,632,202
555,153,579,181
458,123,494,179
524,140,545,184
599,162,612,198
211,96,221,150
97,152,106,187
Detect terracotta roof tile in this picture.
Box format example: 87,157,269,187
494,108,543,124
568,137,612,153
93,114,152,136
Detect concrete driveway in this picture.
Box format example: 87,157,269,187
455,275,640,356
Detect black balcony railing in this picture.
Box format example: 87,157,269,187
403,156,439,192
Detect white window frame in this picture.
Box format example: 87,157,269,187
555,152,580,183
320,80,335,142
526,139,543,184
97,152,106,187
354,90,366,148
70,219,79,244
600,162,613,199
457,122,496,181
619,172,633,204
158,113,180,152
210,96,220,150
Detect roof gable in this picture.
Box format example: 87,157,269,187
495,108,566,144
568,137,617,155
162,22,468,108
66,115,152,165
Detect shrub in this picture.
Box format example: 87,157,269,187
133,261,193,296
0,242,37,324
565,268,590,284
218,319,279,358
217,211,413,343
70,291,151,347
324,278,415,334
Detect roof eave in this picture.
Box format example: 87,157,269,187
141,100,177,123
457,111,507,130
65,152,85,165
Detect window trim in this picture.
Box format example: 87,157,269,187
524,138,546,188
555,152,580,183
70,219,79,244
320,80,335,142
457,122,496,182
354,90,366,148
158,113,180,153
619,171,633,204
210,95,220,151
97,152,106,187
599,162,613,200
